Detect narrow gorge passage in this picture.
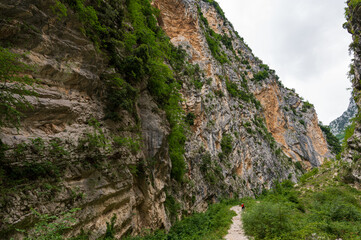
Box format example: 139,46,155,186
224,206,248,240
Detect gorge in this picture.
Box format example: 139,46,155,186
0,0,360,239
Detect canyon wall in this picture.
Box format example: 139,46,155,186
341,0,361,185
0,0,331,238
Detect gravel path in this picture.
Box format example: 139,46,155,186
224,206,248,240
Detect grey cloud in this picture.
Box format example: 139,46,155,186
217,0,352,124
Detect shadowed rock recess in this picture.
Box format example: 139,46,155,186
0,0,332,238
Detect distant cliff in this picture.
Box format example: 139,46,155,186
329,97,357,140
0,0,331,238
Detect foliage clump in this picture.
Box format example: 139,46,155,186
253,70,269,82
319,124,342,154
123,202,236,240
220,134,233,157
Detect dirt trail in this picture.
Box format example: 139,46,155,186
224,206,248,240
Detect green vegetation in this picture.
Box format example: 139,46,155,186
123,201,236,240
253,70,269,82
0,138,65,189
198,6,229,64
301,101,313,112
220,134,233,157
201,0,226,19
164,194,181,223
60,0,189,182
225,79,261,109
104,75,137,121
348,0,361,9
243,162,361,240
342,112,361,151
319,124,342,154
0,47,36,128
51,0,68,20
185,112,196,126
15,208,80,240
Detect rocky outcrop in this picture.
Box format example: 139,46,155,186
0,0,331,239
329,97,357,139
253,80,330,168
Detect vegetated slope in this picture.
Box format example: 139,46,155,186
241,160,361,239
329,97,357,141
0,0,332,238
342,0,361,185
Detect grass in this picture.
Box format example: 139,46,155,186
242,160,361,240
123,201,237,240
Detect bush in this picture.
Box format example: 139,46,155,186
253,70,269,81
220,134,233,157
104,76,137,120
124,202,235,240
299,167,318,183
185,112,196,126
243,201,294,239
225,80,251,102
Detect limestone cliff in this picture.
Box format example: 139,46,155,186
341,0,361,184
329,97,357,140
0,0,331,238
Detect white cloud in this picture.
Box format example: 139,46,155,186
217,0,352,124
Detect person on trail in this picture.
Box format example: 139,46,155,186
241,203,245,210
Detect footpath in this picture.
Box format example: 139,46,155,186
224,206,248,240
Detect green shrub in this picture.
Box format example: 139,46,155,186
253,70,269,82
299,167,318,183
243,201,294,239
113,136,141,154
164,194,181,223
124,202,235,240
51,0,68,20
220,134,233,157
301,101,313,112
349,0,361,8
104,214,117,240
168,124,186,182
225,79,251,102
104,76,137,120
294,161,303,171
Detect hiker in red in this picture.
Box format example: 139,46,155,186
241,203,245,210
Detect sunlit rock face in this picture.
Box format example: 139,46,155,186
0,0,331,238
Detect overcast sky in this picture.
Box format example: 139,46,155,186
216,0,352,125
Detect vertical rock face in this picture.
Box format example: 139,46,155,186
253,80,330,168
341,0,361,183
329,97,357,139
0,0,331,238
